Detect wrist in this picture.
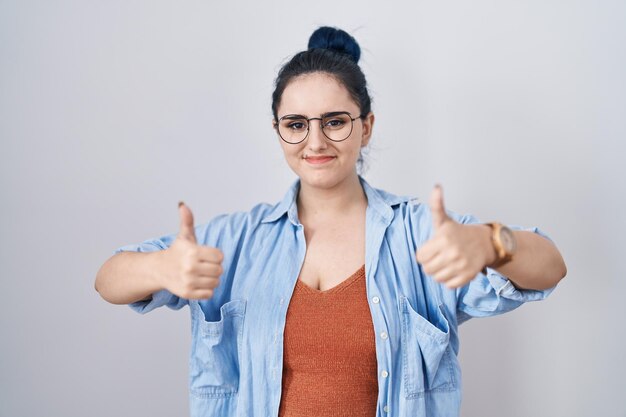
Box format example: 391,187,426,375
477,224,498,267
483,222,517,271
150,250,171,292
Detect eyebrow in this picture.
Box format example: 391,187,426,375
322,111,350,118
281,114,307,120
280,111,350,120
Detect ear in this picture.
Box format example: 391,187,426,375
360,112,375,147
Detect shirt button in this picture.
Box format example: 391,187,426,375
380,331,388,340
383,405,389,413
381,370,389,378
372,296,380,304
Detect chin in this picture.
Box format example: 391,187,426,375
302,175,338,190
296,167,356,190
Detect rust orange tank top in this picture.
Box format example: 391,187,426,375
278,265,378,417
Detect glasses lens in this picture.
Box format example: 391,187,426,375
278,117,308,144
322,113,353,142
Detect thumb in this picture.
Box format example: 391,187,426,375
178,202,197,243
429,184,449,229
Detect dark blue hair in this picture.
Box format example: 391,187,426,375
271,26,372,121
307,26,361,63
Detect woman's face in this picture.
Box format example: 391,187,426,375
275,72,374,191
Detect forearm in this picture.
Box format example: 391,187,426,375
488,229,567,291
95,251,166,305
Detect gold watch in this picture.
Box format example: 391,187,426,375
484,222,517,269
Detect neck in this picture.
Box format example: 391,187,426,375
297,173,367,222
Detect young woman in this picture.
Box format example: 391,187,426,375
95,26,566,417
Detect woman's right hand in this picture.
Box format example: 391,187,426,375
157,203,223,300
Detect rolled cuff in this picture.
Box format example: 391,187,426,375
115,240,187,313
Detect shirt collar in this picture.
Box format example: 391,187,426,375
260,176,413,225
260,178,301,225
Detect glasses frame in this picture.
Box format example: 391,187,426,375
275,111,364,144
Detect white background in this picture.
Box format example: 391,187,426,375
1,1,624,416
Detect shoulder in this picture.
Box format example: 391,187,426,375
362,179,479,221
364,183,479,241
193,179,300,245
194,201,280,243
403,199,478,225
206,202,277,227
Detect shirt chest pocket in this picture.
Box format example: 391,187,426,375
189,299,246,399
400,296,458,398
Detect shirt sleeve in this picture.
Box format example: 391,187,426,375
115,234,188,314
114,210,245,314
454,216,556,324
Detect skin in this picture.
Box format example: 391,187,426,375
417,186,567,290
275,72,374,196
274,72,374,290
94,203,223,304
94,72,566,304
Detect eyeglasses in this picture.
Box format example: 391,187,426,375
275,111,363,144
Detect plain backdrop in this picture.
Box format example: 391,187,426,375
1,1,625,416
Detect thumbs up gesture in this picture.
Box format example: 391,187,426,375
416,185,497,289
159,202,224,299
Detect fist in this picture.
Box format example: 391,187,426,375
159,202,223,299
416,185,496,289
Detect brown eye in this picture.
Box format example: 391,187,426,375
280,118,308,132
325,119,345,128
323,114,349,130
288,122,307,131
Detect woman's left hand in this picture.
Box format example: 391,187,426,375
416,185,497,289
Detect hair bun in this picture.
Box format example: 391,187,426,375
307,26,361,64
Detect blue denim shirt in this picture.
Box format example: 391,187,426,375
117,177,554,417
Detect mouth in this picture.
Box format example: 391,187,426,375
304,155,336,165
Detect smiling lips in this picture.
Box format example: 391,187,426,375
304,155,336,164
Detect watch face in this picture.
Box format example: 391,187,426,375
500,227,517,253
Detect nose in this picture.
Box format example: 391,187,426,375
307,121,328,151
